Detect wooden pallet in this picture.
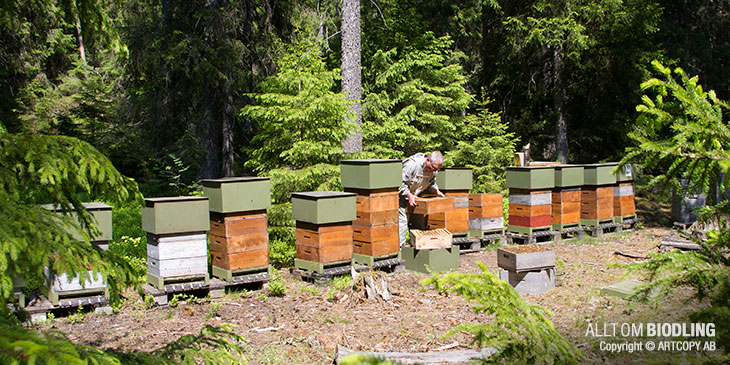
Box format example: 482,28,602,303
353,253,405,273
291,259,353,283
505,230,559,245
553,224,585,241
583,221,622,236
143,273,210,306
452,235,482,254
208,266,272,299
507,224,552,235
24,294,112,323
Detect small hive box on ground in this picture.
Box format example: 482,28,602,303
292,191,356,273
203,177,272,281
498,244,556,295
143,197,210,290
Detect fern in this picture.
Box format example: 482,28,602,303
423,263,583,364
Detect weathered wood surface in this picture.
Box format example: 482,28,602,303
508,193,551,206
412,197,454,215
498,245,555,272
147,240,207,260
147,256,208,278
410,229,452,250
468,217,504,231
335,344,497,364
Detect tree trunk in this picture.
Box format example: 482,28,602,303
221,69,235,177
553,44,569,163
75,17,86,63
341,0,362,153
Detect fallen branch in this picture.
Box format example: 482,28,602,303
335,344,498,364
614,251,649,260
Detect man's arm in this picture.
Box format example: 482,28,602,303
428,176,446,197
400,159,420,206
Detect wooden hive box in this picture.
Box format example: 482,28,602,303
509,204,551,217
354,210,398,226
552,200,581,224
469,205,503,219
445,191,470,209
353,223,398,242
581,186,614,200
468,217,504,231
497,245,556,272
46,269,106,293
554,165,584,188
353,236,399,257
410,229,453,250
614,195,636,216
211,250,269,271
202,177,271,213
208,232,268,255
412,196,454,215
146,233,208,278
340,159,402,190
209,211,267,237
295,222,353,263
419,209,469,233
505,166,555,190
580,199,614,220
291,191,356,225
41,202,114,242
583,163,618,185
508,214,552,227
552,188,581,203
142,197,209,235
355,193,398,212
508,190,552,206
469,193,502,207
435,167,473,191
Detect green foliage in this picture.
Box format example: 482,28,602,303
0,134,140,313
269,239,296,269
446,93,516,193
332,275,353,291
625,203,730,352
241,35,355,172
362,33,471,158
267,272,286,297
340,353,395,365
422,262,583,364
67,306,87,325
621,60,730,198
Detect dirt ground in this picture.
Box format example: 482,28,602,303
39,199,725,364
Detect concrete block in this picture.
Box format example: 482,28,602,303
500,268,555,295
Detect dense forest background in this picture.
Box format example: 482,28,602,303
3,0,729,196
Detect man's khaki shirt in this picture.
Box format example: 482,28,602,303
399,153,439,199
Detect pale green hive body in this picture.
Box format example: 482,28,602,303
583,163,618,185
340,159,402,189
41,202,113,241
435,167,473,190
505,166,555,189
291,191,356,224
142,197,209,234
554,165,584,187
202,177,271,213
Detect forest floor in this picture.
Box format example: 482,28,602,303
38,197,725,364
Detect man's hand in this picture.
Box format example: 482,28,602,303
435,189,446,198
408,192,418,207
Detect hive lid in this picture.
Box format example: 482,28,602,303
201,177,269,187
291,191,356,200
340,159,402,165
144,196,208,207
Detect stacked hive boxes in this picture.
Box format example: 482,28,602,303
498,245,556,295
552,165,584,231
142,197,210,289
292,192,356,273
203,177,271,281
468,194,504,237
581,164,617,227
506,167,555,234
341,160,401,265
613,164,636,223
433,168,472,236
42,203,113,305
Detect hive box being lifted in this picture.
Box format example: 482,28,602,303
435,167,473,191
142,197,209,234
340,159,402,189
41,202,113,241
291,191,356,224
583,163,618,185
412,197,454,215
497,245,556,272
202,177,271,213
506,166,555,190
554,165,584,187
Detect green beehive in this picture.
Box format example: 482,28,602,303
202,177,271,213
291,191,356,224
435,167,473,190
340,159,401,189
554,165,584,187
583,163,618,185
401,246,460,274
142,197,209,234
615,164,635,182
505,166,555,190
41,202,113,241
